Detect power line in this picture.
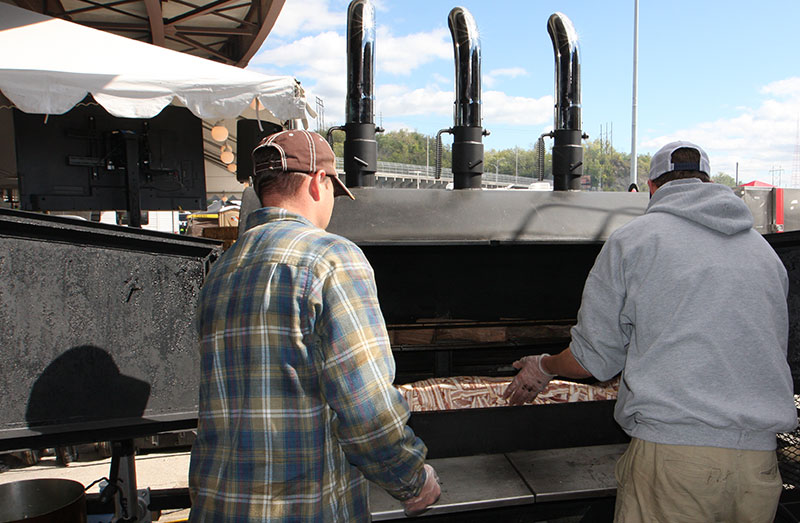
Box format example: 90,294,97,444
770,165,785,187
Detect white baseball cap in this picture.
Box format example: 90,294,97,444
648,140,711,181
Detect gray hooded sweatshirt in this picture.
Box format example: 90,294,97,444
570,178,796,450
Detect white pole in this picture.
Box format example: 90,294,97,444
426,137,430,175
630,0,639,187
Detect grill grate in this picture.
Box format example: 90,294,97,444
777,395,800,489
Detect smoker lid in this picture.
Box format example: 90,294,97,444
326,188,649,246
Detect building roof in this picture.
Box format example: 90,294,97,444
6,0,283,67
740,180,774,187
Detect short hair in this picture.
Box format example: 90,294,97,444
651,147,711,188
252,146,307,200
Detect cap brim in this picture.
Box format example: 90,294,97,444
330,174,356,200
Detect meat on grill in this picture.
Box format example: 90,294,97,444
398,376,620,412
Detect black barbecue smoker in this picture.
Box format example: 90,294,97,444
327,8,646,514
3,2,800,522
326,3,800,522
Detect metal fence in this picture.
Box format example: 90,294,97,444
335,159,536,188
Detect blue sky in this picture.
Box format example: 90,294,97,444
249,0,800,185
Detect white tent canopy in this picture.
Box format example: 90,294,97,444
0,3,310,122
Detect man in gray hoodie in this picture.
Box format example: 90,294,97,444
504,141,797,522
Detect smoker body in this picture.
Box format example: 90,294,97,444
0,208,221,452
326,188,800,520
328,188,644,519
3,191,800,519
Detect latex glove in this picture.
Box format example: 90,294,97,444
502,354,555,405
403,464,441,517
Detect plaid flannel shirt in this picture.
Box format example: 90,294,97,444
189,208,427,522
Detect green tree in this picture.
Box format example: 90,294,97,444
636,153,652,190
712,172,736,188
583,137,650,191
584,138,626,190
327,127,650,189
325,126,345,158
376,129,424,164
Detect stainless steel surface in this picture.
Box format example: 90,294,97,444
328,188,649,245
735,186,800,235
346,0,375,124
369,454,534,520
448,7,481,128
735,186,774,234
508,443,627,502
0,478,86,522
547,12,581,132
781,189,800,232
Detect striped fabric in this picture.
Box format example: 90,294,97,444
188,207,427,522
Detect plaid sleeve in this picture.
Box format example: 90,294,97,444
311,240,427,501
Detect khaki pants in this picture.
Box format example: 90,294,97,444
614,438,781,523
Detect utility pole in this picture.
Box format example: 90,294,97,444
315,96,325,132
630,0,639,187
426,136,430,175
793,116,800,187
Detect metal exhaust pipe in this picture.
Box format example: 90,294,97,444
547,12,584,191
448,7,484,189
343,0,377,188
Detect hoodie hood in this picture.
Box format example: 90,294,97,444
646,178,753,235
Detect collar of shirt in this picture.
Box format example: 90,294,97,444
245,206,314,233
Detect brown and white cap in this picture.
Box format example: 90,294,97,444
252,130,355,200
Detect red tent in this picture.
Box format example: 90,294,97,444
739,180,774,187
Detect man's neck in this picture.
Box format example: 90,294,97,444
261,198,323,229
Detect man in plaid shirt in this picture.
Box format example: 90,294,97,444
188,130,440,521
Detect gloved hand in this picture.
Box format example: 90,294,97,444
502,354,555,405
403,464,441,517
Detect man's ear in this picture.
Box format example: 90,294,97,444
308,170,325,201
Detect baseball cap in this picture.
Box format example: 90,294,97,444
252,130,355,200
648,140,711,181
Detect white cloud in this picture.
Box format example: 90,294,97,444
760,77,800,98
251,31,346,77
250,18,454,128
484,67,528,88
270,0,344,38
308,82,553,136
431,72,449,86
370,0,390,13
249,5,554,146
249,31,348,127
376,26,451,75
642,78,800,183
371,86,551,127
375,85,453,117
490,67,528,78
482,91,552,126
380,120,417,133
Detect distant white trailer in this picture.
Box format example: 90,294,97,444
100,210,181,234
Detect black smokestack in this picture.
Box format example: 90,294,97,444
344,0,377,187
548,12,583,191
448,7,484,190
